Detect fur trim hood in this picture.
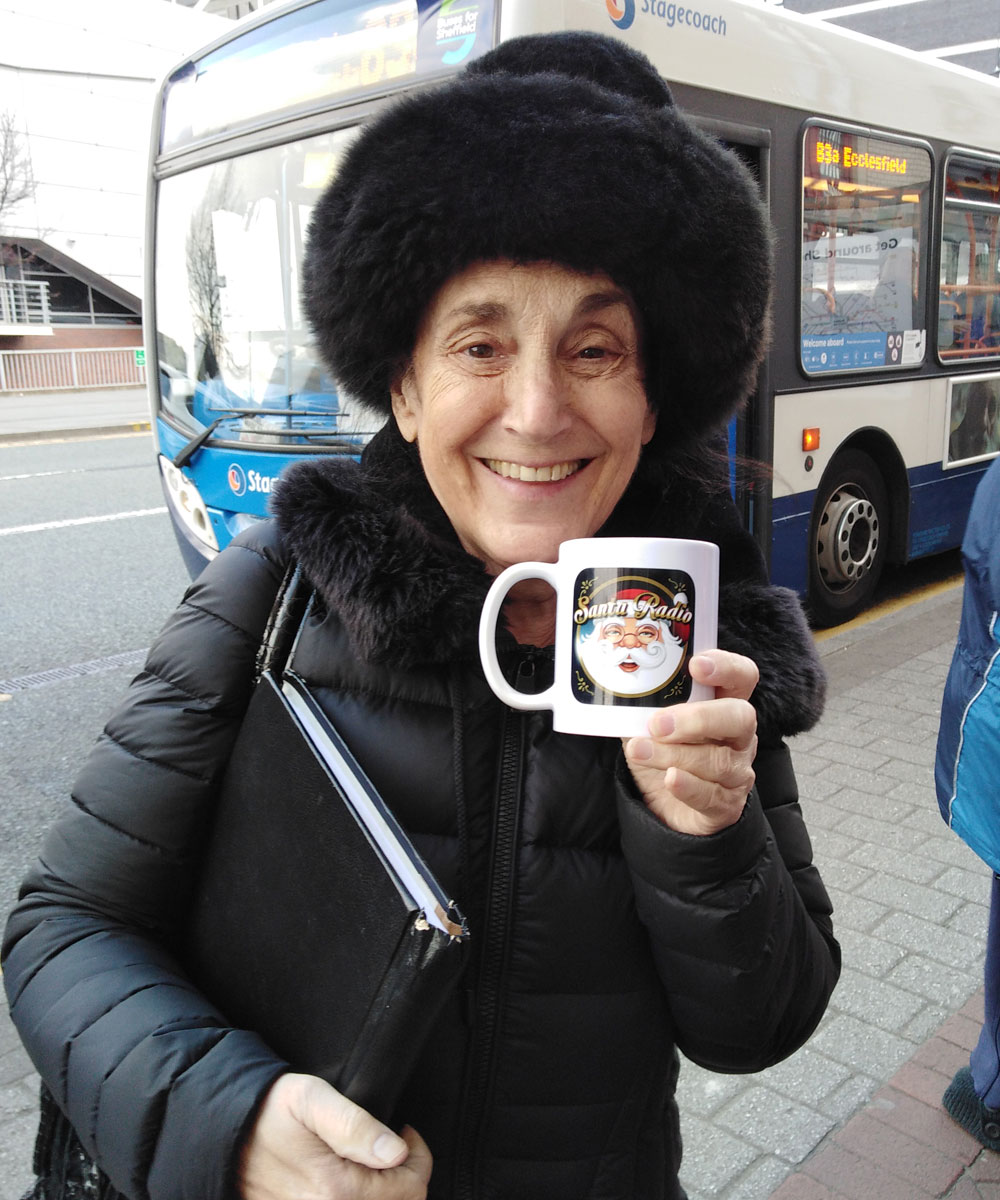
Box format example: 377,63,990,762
272,428,825,741
302,32,772,456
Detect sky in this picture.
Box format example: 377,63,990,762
0,0,230,294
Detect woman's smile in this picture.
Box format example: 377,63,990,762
482,458,584,483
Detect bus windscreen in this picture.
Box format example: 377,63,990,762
154,127,371,449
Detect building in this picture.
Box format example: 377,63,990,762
0,0,229,294
0,236,143,390
165,0,279,20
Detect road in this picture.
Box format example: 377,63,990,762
0,432,191,912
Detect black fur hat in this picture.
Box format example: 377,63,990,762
464,30,675,108
302,31,772,453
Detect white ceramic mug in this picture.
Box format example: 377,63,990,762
479,537,720,737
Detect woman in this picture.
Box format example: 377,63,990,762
3,31,838,1200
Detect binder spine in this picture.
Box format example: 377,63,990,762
337,925,467,1125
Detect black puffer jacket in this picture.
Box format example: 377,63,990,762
3,428,838,1200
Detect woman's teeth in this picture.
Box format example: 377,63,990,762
486,459,581,482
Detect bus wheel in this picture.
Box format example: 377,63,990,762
808,449,888,626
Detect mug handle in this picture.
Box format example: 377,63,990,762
478,561,559,711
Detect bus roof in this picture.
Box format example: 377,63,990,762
506,0,1000,152
158,0,1000,160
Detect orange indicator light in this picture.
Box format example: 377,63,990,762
802,428,820,452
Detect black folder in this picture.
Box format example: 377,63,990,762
185,668,468,1124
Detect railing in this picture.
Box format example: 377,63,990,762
0,347,147,392
0,279,51,326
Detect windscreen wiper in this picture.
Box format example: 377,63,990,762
172,416,230,469
171,407,346,469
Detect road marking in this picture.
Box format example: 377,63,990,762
813,573,963,642
0,467,91,481
810,0,932,18
923,37,1000,58
0,648,150,695
0,507,167,536
0,429,150,448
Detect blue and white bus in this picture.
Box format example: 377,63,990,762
145,0,1000,623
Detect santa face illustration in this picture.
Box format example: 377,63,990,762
577,605,686,697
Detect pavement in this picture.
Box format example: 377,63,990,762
0,385,150,442
0,387,997,1199
675,586,997,1200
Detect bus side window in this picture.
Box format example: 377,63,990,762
800,123,932,375
939,155,1000,362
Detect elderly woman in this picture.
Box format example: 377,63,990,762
3,31,837,1200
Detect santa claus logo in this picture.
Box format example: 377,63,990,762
572,573,694,704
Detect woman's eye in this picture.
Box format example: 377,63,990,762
578,346,608,359
465,343,496,359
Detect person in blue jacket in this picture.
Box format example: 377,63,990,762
937,454,1000,1146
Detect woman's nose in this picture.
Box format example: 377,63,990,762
502,355,572,441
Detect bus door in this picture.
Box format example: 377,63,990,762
710,129,773,566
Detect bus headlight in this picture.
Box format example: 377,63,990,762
158,455,220,553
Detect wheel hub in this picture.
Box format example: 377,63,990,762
817,488,880,588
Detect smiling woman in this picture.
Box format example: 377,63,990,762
4,29,837,1200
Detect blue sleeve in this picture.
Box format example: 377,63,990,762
935,459,1000,866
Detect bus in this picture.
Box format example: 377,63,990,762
145,0,1000,624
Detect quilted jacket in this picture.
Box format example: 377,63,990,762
4,425,839,1200
935,456,1000,868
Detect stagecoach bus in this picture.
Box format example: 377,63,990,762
145,0,1000,623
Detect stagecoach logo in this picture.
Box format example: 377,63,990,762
228,463,247,497
228,463,279,497
607,0,727,35
606,0,636,28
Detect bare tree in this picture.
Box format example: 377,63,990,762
0,110,36,231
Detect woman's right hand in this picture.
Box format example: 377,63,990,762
239,1073,432,1199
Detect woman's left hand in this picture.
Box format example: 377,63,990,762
623,649,759,837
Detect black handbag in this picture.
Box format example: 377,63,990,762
20,1083,121,1200
185,564,468,1125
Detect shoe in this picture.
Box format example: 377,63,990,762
943,1066,1000,1151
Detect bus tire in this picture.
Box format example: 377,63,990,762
808,448,888,627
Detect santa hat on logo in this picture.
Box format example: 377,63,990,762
613,587,660,616
596,587,691,644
